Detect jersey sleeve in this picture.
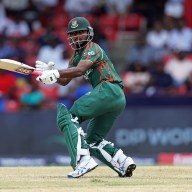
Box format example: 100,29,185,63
81,42,103,63
68,58,73,68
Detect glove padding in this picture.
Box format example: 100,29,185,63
36,70,60,85
36,60,55,71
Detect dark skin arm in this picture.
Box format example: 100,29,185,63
56,60,93,86
57,78,72,86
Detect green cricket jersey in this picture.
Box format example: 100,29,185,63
69,41,124,88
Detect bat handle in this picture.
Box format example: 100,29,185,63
32,71,42,76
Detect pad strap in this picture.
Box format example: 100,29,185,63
90,140,123,168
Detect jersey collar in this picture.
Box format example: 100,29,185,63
75,41,92,54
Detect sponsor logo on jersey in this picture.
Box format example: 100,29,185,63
71,20,78,28
83,51,95,57
84,68,93,80
88,51,95,56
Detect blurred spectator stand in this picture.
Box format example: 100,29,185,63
0,70,16,97
119,13,146,34
146,20,170,62
121,63,150,95
20,76,45,110
125,33,155,70
146,61,177,96
167,18,192,52
184,0,192,28
164,50,192,87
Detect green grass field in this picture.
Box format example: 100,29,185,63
0,166,192,192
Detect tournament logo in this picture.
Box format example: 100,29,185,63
71,20,78,28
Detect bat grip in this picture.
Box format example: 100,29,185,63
32,71,42,76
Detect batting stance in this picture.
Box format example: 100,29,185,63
36,17,136,178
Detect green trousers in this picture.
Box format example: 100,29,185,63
70,81,126,145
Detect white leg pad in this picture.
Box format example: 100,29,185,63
76,127,90,162
90,139,122,168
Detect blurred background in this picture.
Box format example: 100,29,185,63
0,0,192,166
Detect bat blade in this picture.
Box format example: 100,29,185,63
0,59,41,75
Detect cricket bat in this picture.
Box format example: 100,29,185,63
0,59,42,75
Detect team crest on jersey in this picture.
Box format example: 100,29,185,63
71,20,78,28
83,52,87,56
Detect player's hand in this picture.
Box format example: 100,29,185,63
36,70,60,85
35,60,55,71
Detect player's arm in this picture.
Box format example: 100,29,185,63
57,77,72,86
58,60,93,78
55,60,93,85
36,59,94,85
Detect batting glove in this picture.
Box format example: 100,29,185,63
36,70,60,85
35,60,55,71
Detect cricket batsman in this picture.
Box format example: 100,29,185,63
35,17,136,178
